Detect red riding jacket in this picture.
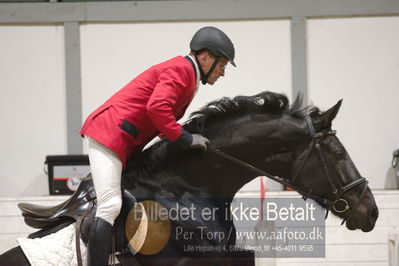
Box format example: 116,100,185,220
80,56,199,168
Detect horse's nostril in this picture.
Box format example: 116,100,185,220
370,207,379,219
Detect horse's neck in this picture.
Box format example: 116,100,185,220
128,114,307,200
196,114,308,198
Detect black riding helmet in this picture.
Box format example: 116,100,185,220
190,26,236,84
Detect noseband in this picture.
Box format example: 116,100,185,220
209,115,368,225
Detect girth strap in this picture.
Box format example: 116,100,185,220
75,217,84,266
74,201,95,266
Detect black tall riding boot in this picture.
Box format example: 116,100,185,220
87,217,113,266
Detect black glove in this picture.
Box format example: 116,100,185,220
174,129,210,150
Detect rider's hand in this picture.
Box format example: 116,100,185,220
190,134,210,150
174,129,210,150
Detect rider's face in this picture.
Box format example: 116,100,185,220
198,51,228,85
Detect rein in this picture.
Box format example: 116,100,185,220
208,115,368,225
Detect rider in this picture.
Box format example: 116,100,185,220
80,26,236,266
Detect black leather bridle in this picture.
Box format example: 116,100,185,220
209,115,369,225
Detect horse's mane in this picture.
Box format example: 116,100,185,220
190,91,289,121
124,91,320,177
187,91,320,125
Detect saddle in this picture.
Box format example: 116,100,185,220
18,176,140,266
18,176,96,242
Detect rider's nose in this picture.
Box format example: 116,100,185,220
220,68,225,77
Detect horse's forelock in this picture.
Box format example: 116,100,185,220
287,94,321,119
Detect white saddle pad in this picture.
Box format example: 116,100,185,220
17,223,87,266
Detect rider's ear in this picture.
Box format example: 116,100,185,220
314,99,343,129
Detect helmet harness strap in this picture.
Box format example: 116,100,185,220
194,52,220,85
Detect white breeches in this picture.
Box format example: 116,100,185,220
84,136,122,225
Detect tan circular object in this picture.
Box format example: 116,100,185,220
125,200,171,255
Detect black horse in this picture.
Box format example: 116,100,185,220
0,91,379,266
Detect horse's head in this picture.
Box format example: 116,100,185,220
191,92,378,232
287,100,378,232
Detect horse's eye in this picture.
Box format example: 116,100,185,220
335,151,346,160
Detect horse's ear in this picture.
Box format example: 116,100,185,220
314,99,343,129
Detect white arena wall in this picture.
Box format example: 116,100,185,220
0,25,67,197
0,20,292,197
1,17,398,197
307,16,399,192
0,16,399,264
